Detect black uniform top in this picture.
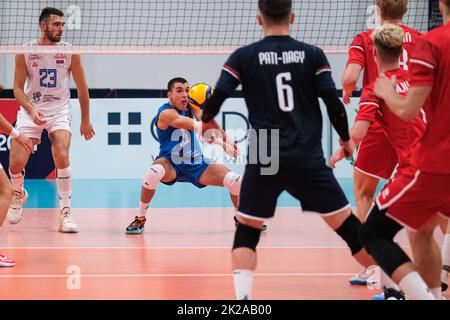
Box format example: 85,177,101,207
215,35,336,168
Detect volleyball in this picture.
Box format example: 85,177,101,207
188,83,214,111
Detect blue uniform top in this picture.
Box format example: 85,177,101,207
155,103,203,165
215,35,336,168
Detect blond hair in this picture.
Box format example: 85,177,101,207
376,0,408,19
374,24,404,61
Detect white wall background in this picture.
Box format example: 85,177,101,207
67,97,352,179
0,53,352,90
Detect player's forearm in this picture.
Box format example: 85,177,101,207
383,90,422,122
13,88,34,113
342,64,362,91
77,88,91,121
350,120,370,145
201,89,228,122
171,117,197,132
320,89,350,141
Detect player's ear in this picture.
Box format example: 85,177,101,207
39,21,45,32
439,0,447,14
373,47,380,66
290,12,295,25
257,13,263,26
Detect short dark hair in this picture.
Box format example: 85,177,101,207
258,0,292,22
39,7,64,23
167,77,188,91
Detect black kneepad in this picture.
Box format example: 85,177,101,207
360,206,409,277
335,213,364,256
233,223,262,252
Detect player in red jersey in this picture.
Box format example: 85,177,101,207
333,24,425,299
342,0,422,286
363,0,450,300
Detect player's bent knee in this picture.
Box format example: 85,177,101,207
223,171,241,196
360,222,410,277
233,223,261,252
335,213,364,256
142,164,165,190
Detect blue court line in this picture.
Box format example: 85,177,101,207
22,179,386,209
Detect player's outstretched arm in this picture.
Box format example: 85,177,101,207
160,109,199,132
13,54,47,125
71,54,95,141
320,89,350,142
320,88,355,158
342,63,363,105
191,108,239,157
374,75,432,122
201,88,228,123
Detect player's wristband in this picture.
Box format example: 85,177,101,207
9,127,20,139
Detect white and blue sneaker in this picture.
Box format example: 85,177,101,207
372,287,406,300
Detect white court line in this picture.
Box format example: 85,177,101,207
0,273,355,279
0,246,411,250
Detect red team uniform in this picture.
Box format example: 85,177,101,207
376,23,450,230
357,69,426,218
348,25,421,179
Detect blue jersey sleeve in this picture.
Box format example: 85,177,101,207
215,48,242,95
313,48,336,93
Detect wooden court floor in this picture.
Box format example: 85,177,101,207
0,208,448,300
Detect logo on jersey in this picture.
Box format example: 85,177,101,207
55,54,66,67
33,92,42,103
29,54,41,60
32,62,38,68
395,81,410,94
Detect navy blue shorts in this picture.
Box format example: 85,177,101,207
157,155,210,189
237,164,350,220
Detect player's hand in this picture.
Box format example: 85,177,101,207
223,141,240,158
80,120,95,141
30,109,47,125
330,147,345,168
201,119,221,143
342,89,352,105
340,138,355,159
374,74,396,100
14,134,34,154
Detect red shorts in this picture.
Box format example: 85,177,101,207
354,122,397,180
375,170,450,231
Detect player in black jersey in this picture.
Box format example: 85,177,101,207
201,0,376,299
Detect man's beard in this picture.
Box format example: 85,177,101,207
44,28,61,43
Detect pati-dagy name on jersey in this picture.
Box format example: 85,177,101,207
258,50,305,65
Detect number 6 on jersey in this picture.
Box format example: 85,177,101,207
276,72,294,112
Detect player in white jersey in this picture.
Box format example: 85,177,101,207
0,83,34,266
8,7,95,233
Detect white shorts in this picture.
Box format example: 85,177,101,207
16,107,72,141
